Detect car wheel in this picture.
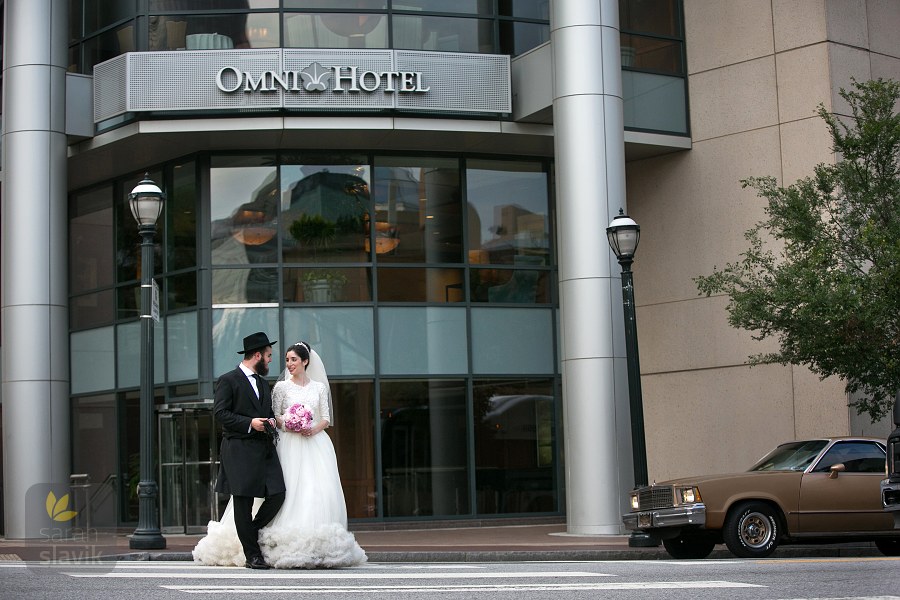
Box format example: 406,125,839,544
662,532,716,559
875,538,900,556
723,502,779,558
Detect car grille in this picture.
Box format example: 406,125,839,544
637,486,674,510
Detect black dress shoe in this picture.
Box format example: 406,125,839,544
245,555,271,570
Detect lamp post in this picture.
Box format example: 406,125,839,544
128,174,167,550
607,209,655,547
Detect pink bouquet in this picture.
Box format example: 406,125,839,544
283,403,314,432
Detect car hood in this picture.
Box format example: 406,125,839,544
652,471,798,487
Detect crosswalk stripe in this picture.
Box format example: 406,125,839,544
62,570,611,580
161,581,763,594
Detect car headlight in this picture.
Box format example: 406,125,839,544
677,486,700,504
630,492,640,511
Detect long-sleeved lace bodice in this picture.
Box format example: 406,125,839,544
272,378,330,428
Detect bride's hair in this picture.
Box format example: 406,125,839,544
288,341,311,363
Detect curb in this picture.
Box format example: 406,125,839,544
89,546,884,563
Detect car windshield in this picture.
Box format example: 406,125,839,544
749,440,829,472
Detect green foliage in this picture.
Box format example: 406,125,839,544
695,78,900,421
289,214,336,254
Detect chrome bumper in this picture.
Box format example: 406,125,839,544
622,503,707,531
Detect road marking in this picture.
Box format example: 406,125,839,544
162,581,763,594
62,570,613,580
763,558,900,564
773,597,900,600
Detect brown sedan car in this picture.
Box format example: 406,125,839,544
623,437,900,558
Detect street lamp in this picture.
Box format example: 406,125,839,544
607,209,655,547
128,174,167,550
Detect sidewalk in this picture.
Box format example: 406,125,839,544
0,521,885,563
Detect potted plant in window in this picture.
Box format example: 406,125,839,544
290,214,347,301
300,269,348,302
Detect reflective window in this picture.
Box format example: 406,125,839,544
167,272,197,310
283,13,388,48
620,33,683,73
474,378,556,514
283,307,375,376
70,185,114,294
499,21,549,55
470,266,550,303
395,0,492,14
167,312,199,382
210,157,278,302
117,284,139,320
466,160,549,266
471,308,554,374
380,379,469,517
377,268,464,302
283,0,385,8
70,0,85,42
71,327,116,394
393,15,494,52
116,321,165,388
280,162,370,264
284,267,370,303
329,380,377,518
71,291,115,330
211,307,280,376
378,307,467,374
619,0,680,36
212,268,279,304
373,156,461,264
82,22,134,72
151,0,278,8
167,163,197,271
623,71,687,133
498,0,550,19
149,13,279,50
71,394,119,528
84,0,134,35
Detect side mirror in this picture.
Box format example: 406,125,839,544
828,463,846,479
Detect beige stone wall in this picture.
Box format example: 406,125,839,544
627,0,900,481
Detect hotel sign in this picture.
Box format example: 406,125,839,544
93,49,510,123
215,62,430,94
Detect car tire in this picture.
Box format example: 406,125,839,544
723,501,779,558
662,532,716,559
875,538,900,556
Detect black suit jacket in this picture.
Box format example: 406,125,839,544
213,366,286,497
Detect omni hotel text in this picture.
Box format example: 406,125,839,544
216,63,432,94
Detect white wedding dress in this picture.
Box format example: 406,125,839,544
193,378,366,568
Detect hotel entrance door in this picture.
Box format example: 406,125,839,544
158,403,222,534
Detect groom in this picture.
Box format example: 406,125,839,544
213,332,286,569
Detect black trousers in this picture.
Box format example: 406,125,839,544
232,492,285,561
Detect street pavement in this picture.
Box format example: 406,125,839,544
0,520,887,563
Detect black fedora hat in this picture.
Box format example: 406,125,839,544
238,332,277,354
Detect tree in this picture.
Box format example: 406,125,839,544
695,78,900,421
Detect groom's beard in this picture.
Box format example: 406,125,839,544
254,358,269,376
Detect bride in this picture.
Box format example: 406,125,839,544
193,341,366,568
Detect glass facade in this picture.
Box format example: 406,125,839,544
618,0,688,134
69,152,559,525
67,0,552,73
